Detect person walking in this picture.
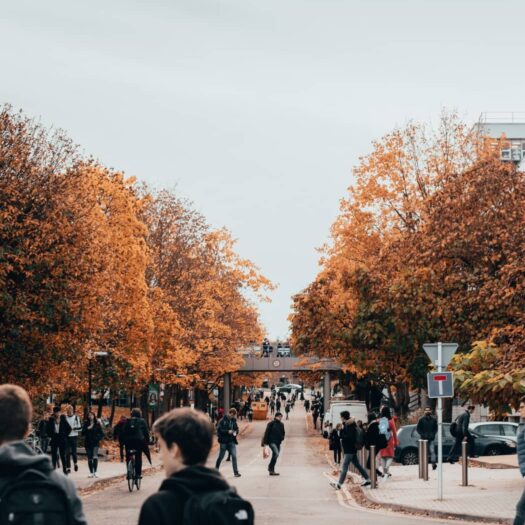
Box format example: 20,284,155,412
330,411,371,490
113,414,127,462
312,406,320,429
512,397,525,525
0,385,87,524
138,408,253,525
82,411,105,478
285,401,291,420
215,408,241,477
304,399,310,412
417,406,438,470
37,411,50,454
364,412,387,480
276,399,281,413
270,398,275,415
329,423,343,465
65,405,82,474
448,405,476,463
47,406,71,474
261,412,285,476
122,408,150,479
378,406,398,479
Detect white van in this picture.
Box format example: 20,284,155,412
322,401,368,438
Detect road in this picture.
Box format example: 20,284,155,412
82,405,477,525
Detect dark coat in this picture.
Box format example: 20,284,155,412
456,411,472,437
364,421,386,451
216,416,239,445
47,415,72,443
329,428,342,451
261,419,285,446
340,421,364,454
138,466,230,525
0,442,87,525
82,421,105,448
416,414,438,441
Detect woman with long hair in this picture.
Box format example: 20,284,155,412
378,406,399,479
82,411,105,478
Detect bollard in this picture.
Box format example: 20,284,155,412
418,439,423,479
369,445,377,489
421,440,429,481
461,440,468,486
359,447,367,471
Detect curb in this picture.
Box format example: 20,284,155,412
469,458,518,470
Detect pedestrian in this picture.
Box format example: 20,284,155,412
0,384,87,524
270,399,275,415
330,411,371,490
285,401,291,420
113,414,127,462
36,410,50,454
304,399,310,412
378,406,398,479
248,407,254,422
122,408,150,479
416,406,438,470
138,408,254,525
261,412,286,476
364,412,387,480
448,404,477,464
329,423,343,465
82,411,105,478
312,406,319,429
513,396,525,525
47,405,71,474
276,399,281,412
215,408,241,477
65,404,82,474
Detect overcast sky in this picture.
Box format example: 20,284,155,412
2,0,524,338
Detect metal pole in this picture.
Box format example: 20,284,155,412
370,445,377,489
223,373,231,412
422,440,429,481
461,440,468,486
418,439,423,478
437,342,443,501
323,372,331,414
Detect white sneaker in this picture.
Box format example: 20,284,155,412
94,473,99,478
88,473,94,478
329,481,341,490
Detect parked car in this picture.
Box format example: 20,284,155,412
469,422,520,442
276,383,303,394
395,424,517,465
322,401,368,438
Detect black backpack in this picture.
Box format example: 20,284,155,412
182,488,254,525
0,469,72,525
355,427,365,451
123,418,144,441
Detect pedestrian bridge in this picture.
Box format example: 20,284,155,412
238,355,340,372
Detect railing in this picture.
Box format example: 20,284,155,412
479,112,525,124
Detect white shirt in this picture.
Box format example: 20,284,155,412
66,415,82,437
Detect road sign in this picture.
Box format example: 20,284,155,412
427,371,454,398
423,343,458,370
148,384,159,407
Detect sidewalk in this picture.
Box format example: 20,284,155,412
346,463,523,523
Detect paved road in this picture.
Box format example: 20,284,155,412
82,406,480,525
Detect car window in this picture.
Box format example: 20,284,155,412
502,424,517,436
476,424,500,435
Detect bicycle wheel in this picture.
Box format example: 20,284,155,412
127,460,135,492
135,476,141,490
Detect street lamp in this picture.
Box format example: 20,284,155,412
87,350,108,413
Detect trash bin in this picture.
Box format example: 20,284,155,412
251,402,268,420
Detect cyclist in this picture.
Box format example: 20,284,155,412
122,408,150,480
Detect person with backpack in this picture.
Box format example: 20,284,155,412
113,414,127,462
330,411,371,490
215,408,241,477
364,412,387,480
329,423,343,465
312,405,320,429
82,411,105,478
447,404,476,464
513,396,525,525
47,406,71,474
122,408,150,479
65,405,82,474
0,384,87,525
261,411,285,475
378,406,398,479
138,407,254,525
417,406,438,470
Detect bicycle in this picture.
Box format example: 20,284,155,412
126,449,141,492
25,430,44,455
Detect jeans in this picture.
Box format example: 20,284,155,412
86,446,99,473
428,439,437,464
66,436,78,469
216,443,239,474
448,434,475,461
514,485,525,525
333,448,342,464
50,439,67,473
338,453,370,486
40,437,50,454
126,440,144,477
268,443,280,472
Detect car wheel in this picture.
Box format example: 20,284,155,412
401,448,419,465
484,445,502,456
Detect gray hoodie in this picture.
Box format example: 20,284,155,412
0,441,87,525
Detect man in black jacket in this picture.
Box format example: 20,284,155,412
261,412,285,475
122,408,150,479
417,407,438,469
448,405,476,464
0,384,87,525
47,406,72,474
138,408,245,525
330,411,371,490
215,408,241,477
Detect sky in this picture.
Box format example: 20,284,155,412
2,0,525,339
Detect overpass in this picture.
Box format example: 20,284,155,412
222,355,340,413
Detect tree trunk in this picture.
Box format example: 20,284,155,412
96,390,105,419
109,394,117,426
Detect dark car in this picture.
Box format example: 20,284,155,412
394,423,517,465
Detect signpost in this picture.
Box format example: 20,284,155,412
423,342,458,501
